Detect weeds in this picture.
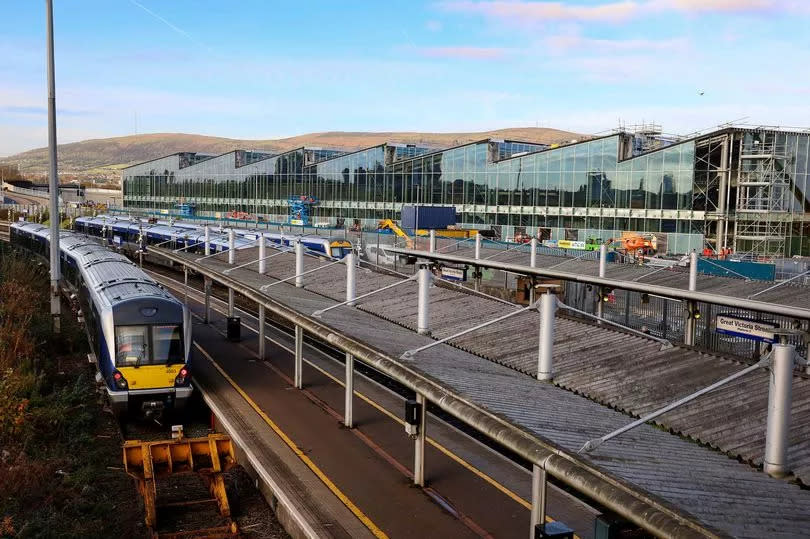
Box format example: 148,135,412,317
0,245,142,538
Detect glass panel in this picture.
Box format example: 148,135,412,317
115,326,149,367
152,325,184,364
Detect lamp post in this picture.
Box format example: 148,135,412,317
46,0,61,333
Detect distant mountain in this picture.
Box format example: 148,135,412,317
0,128,582,181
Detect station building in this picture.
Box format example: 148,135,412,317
122,126,810,258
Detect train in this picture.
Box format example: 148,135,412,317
73,215,353,259
10,221,193,419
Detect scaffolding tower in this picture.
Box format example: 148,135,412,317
733,138,792,259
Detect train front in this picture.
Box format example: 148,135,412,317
104,294,193,419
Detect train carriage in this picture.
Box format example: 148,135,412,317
74,215,354,259
10,221,193,419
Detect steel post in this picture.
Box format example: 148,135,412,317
429,229,436,253
295,240,304,288
46,0,61,333
228,229,235,265
417,266,431,335
537,292,556,381
764,341,795,478
414,393,426,486
530,238,538,268
258,233,266,275
475,233,482,259
228,288,234,317
530,464,547,539
683,300,697,346
204,277,212,323
204,225,210,256
597,244,607,323
345,353,354,428
689,252,698,291
258,305,265,360
345,252,356,306
294,324,303,389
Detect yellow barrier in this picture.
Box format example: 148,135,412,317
123,433,238,538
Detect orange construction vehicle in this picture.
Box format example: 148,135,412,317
609,234,657,257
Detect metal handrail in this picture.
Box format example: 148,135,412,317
149,245,721,538
384,246,810,320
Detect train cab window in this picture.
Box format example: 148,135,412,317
152,325,183,364
115,326,149,367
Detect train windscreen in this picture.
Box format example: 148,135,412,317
115,325,184,366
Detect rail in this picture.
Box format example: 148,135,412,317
152,245,723,538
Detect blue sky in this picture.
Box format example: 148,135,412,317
2,0,810,156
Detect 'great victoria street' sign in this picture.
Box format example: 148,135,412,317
715,314,776,343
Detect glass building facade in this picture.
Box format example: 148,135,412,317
122,129,810,257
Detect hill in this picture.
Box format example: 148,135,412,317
0,128,581,181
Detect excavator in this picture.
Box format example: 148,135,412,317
377,219,490,249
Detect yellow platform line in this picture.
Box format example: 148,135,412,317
194,341,388,539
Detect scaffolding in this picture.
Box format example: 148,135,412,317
733,138,792,259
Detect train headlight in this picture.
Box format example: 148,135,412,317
174,366,191,387
112,370,128,390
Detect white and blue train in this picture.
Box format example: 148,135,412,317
10,221,193,419
74,215,353,259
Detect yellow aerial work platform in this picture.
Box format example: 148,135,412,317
123,433,239,538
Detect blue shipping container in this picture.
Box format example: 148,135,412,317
401,206,456,229
697,258,775,281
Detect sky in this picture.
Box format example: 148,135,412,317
2,0,810,156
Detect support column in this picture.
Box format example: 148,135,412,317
294,324,303,389
345,252,356,306
684,252,698,346
204,225,210,256
414,393,426,486
530,238,538,268
258,305,265,361
295,240,304,288
530,464,547,539
474,233,482,292
228,288,234,317
417,265,431,335
537,292,556,381
183,265,189,306
597,243,607,323
344,353,354,428
227,229,235,265
688,251,698,291
258,233,266,275
429,229,436,253
764,341,795,478
204,277,212,323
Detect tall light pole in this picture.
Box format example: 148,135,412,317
46,0,61,333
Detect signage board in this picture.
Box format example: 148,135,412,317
440,266,467,282
557,239,586,250
290,219,304,226
715,314,776,343
113,235,122,246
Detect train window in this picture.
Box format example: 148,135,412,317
115,326,149,367
152,325,184,364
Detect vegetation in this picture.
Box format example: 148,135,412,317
0,245,141,538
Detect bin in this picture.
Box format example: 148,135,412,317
227,316,241,342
